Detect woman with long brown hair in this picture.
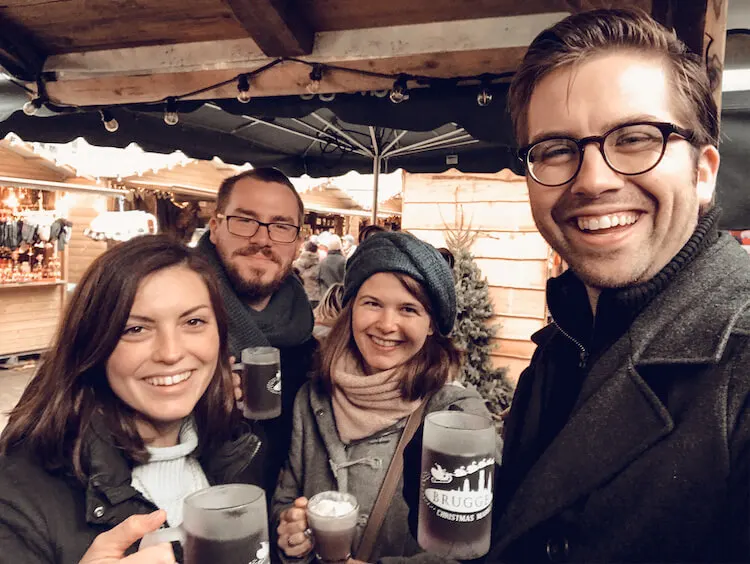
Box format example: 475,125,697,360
0,235,261,563
272,231,495,562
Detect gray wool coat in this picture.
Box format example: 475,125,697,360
271,381,496,563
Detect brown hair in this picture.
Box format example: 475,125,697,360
508,8,719,148
0,235,237,481
216,168,305,226
317,273,461,400
358,224,386,244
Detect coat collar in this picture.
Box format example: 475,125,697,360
631,233,750,364
496,234,750,552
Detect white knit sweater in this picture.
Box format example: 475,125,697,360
131,418,210,526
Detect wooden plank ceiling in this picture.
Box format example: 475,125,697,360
0,0,722,109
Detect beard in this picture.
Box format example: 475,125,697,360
220,243,293,302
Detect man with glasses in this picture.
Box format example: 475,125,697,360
197,168,317,495
396,9,750,564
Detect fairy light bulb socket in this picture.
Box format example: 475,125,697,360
307,64,324,94
22,97,43,116
163,98,179,126
237,74,252,103
389,76,410,104
477,87,493,107
100,109,119,132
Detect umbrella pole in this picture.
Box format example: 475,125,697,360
372,154,381,225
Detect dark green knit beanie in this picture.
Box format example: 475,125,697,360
343,231,456,335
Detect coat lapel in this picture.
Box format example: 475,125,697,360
495,337,674,551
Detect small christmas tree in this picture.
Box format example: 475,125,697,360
444,203,515,418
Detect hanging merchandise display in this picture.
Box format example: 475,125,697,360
84,210,158,242
0,187,70,285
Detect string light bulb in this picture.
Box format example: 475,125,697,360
22,97,43,116
100,109,119,132
237,74,252,103
163,98,179,126
307,64,323,94
389,76,410,104
477,85,493,107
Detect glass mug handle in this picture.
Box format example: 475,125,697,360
231,362,252,418
138,526,185,552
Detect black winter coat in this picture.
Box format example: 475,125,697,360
0,415,262,564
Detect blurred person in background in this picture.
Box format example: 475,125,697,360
318,233,346,294
312,282,344,340
342,233,357,260
294,240,322,309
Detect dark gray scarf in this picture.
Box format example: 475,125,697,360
197,232,314,356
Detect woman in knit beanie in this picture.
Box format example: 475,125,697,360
273,231,494,562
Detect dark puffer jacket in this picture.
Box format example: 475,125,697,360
0,415,262,564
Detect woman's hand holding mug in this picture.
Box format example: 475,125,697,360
278,497,313,558
79,510,175,564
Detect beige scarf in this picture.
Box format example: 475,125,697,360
330,351,423,443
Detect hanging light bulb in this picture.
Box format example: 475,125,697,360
307,64,323,94
477,85,493,107
3,189,19,209
100,109,119,132
22,97,43,116
237,74,252,103
389,76,410,104
163,98,179,126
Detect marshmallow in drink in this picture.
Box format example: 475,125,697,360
307,491,359,562
309,498,356,518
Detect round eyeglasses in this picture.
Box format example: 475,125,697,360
517,121,694,187
217,214,300,243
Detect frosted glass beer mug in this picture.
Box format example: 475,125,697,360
139,484,270,564
233,346,282,419
417,411,496,559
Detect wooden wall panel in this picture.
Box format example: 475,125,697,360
474,258,548,290
401,201,536,232
0,286,61,356
491,338,538,360
492,314,546,342
488,287,546,319
402,170,552,385
66,195,109,284
406,229,550,260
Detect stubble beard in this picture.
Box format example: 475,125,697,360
220,244,293,302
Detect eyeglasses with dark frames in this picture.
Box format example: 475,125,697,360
216,214,300,243
517,121,695,187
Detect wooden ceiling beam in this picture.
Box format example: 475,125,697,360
40,13,567,106
224,0,314,56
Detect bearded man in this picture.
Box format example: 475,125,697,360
198,168,316,495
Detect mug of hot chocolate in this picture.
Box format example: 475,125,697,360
306,491,359,563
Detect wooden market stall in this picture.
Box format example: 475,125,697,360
402,169,551,385
0,136,121,361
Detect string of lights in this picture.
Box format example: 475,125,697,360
19,56,516,133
